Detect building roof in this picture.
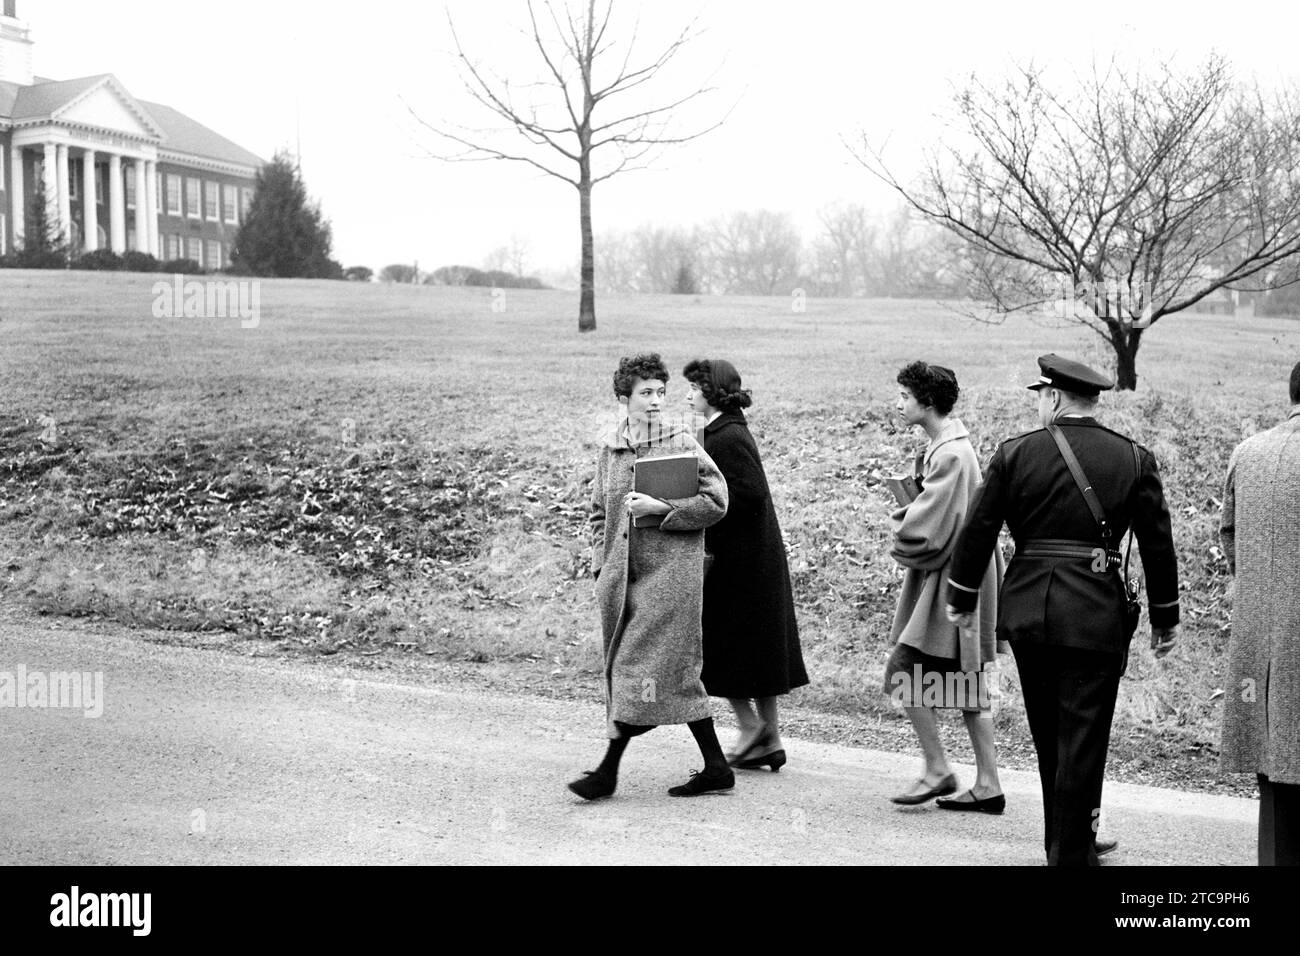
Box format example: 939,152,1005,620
7,72,105,119
0,73,263,170
0,78,18,116
138,99,264,168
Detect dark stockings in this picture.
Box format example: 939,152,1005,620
687,717,727,773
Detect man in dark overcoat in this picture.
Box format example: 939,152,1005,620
945,354,1181,866
1220,360,1300,865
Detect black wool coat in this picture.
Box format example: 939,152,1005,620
699,412,808,698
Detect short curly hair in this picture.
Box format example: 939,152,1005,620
897,361,959,415
683,358,753,414
613,353,670,398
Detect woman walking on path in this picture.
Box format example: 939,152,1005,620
883,361,1006,812
568,353,733,800
684,358,807,771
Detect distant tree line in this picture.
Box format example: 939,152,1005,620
594,204,970,298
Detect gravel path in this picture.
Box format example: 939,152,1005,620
0,610,1256,865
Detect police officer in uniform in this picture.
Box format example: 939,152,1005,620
945,354,1180,866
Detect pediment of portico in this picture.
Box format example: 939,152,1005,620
52,75,163,141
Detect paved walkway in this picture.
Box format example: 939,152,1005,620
0,614,1255,865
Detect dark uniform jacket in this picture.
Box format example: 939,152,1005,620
946,417,1179,654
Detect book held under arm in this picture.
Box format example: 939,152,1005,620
884,474,923,507
633,453,698,528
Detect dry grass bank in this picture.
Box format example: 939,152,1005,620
3,270,1297,792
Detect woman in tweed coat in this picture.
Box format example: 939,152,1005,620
1220,363,1300,865
568,353,732,801
884,362,1005,812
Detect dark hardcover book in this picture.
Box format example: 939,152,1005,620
633,452,698,528
884,474,922,507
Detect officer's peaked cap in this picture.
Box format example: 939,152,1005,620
1026,353,1114,397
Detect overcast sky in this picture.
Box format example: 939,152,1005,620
28,0,1300,275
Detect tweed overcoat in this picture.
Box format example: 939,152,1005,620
888,418,1003,671
1220,411,1300,785
698,411,808,699
590,421,728,735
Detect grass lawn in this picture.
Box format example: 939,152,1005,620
4,269,1298,795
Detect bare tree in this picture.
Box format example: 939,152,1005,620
708,209,802,296
855,55,1300,389
412,1,726,332
817,202,873,297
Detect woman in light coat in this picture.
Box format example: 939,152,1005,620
884,361,1006,812
568,353,732,800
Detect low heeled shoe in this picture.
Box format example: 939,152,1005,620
735,748,787,772
936,790,1006,815
890,773,959,805
567,769,616,801
668,766,735,797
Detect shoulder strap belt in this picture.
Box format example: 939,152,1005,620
1045,423,1141,575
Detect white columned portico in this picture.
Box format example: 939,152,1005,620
9,145,23,246
108,153,125,252
81,148,98,251
132,160,147,252
56,143,71,243
41,142,56,238
145,160,159,257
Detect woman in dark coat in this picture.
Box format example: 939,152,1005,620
684,359,808,770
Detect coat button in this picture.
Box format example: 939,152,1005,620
622,532,628,538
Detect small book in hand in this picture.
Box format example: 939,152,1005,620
884,474,922,507
633,453,698,528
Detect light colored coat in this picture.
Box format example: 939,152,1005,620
1220,410,1300,785
590,421,728,736
889,418,1003,670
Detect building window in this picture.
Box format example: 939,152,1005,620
187,236,203,266
204,181,219,221
125,172,136,209
167,234,181,260
207,239,222,270
166,174,181,215
185,178,201,218
69,160,80,201
95,164,103,203
222,184,238,224
240,187,253,219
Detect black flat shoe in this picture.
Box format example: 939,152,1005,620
726,724,771,765
936,790,1006,815
668,766,735,797
735,748,787,772
1095,837,1119,858
890,773,959,805
567,769,616,801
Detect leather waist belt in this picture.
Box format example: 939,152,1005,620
1019,539,1108,560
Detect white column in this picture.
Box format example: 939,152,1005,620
56,144,71,244
108,154,125,253
145,160,159,256
133,160,148,252
42,142,57,241
9,145,23,247
81,148,97,251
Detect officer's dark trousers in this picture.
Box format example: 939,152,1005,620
1012,641,1123,867
1258,775,1300,866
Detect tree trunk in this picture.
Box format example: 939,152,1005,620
1111,327,1142,391
578,169,596,333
